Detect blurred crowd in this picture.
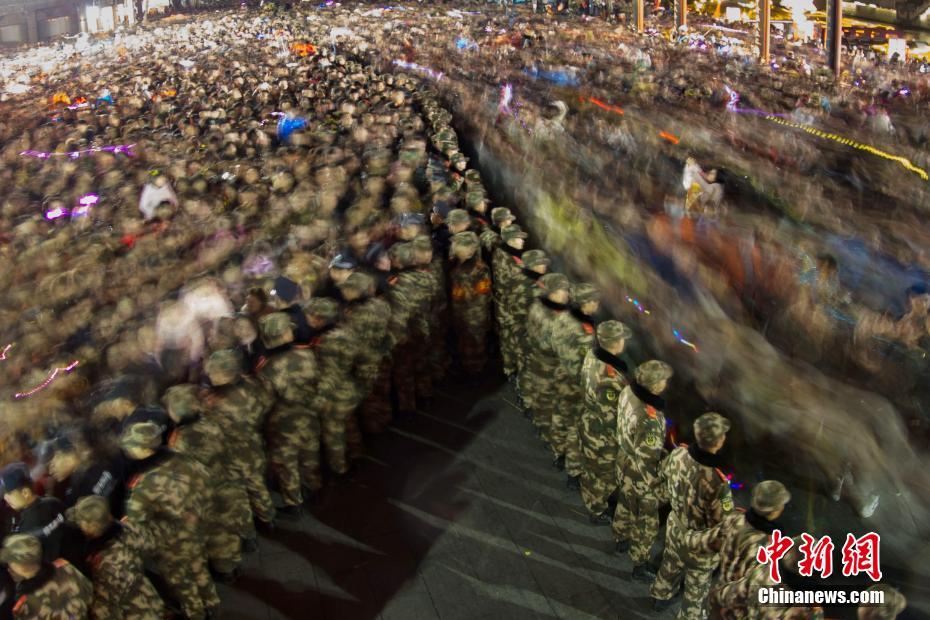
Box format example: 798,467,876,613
0,1,925,619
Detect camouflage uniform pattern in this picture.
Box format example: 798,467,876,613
86,522,165,620
579,349,628,515
386,253,433,414
345,293,393,433
124,450,218,620
490,244,526,376
650,441,735,619
714,562,825,620
552,308,597,477
612,385,668,564
520,291,568,450
448,250,493,374
259,345,321,505
12,559,93,620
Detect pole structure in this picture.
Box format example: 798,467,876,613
635,0,644,32
675,0,686,29
759,0,770,62
827,0,843,76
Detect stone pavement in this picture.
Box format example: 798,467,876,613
219,370,672,620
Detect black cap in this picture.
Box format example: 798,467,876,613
431,200,453,220
271,276,300,304
396,212,425,228
0,462,31,494
45,433,77,460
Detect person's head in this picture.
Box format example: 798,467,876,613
597,320,632,355
491,207,515,229
0,534,42,581
338,271,374,302
305,297,340,329
348,228,370,253
501,224,527,250
161,384,202,425
65,495,113,539
0,463,35,511
245,287,268,316
446,209,471,234
205,348,242,387
450,231,480,262
396,213,424,241
411,235,433,265
388,242,414,270
47,435,84,483
634,360,674,396
271,276,301,307
571,283,600,316
522,249,549,275
694,412,731,453
540,273,571,305
857,584,907,620
450,152,468,172
750,480,791,521
119,422,163,461
328,254,356,283
233,314,257,345
258,312,295,348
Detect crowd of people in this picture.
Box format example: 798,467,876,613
0,1,925,619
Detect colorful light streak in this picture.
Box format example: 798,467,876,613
764,116,928,181
658,130,680,145
21,144,135,159
0,344,11,360
672,328,698,352
392,60,443,81
626,296,651,315
13,361,80,400
583,96,624,116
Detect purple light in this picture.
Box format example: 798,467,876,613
21,144,135,160
71,205,90,217
78,194,99,206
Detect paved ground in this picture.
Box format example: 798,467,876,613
218,368,671,620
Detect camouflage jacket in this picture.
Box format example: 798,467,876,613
343,296,392,358
616,384,667,497
715,561,825,620
659,444,735,562
12,559,93,620
386,269,432,348
479,227,501,257
309,325,360,404
689,510,773,587
511,271,543,329
580,349,629,453
85,521,164,620
552,309,597,384
206,377,275,438
490,246,524,309
124,450,207,542
525,298,569,374
449,257,492,326
257,345,318,406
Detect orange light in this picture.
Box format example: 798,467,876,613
659,130,680,144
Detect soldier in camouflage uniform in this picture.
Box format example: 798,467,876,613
339,272,394,434
305,298,362,475
490,224,528,379
257,312,320,514
66,495,165,620
448,232,493,375
121,421,218,620
613,360,673,582
386,243,432,416
481,207,515,257
859,585,907,620
552,283,600,490
1,533,92,620
651,413,735,619
412,234,447,399
579,320,632,524
512,250,550,377
685,480,791,620
522,273,572,462
163,384,251,578
204,349,277,528
446,209,472,236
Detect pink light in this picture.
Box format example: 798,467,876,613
13,361,80,400
78,194,99,206
45,206,67,220
0,344,11,360
72,205,90,217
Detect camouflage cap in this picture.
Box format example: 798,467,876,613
447,209,471,226
465,191,486,209
161,384,201,423
305,297,340,321
411,234,433,253
693,412,731,446
522,249,550,269
491,207,514,226
119,421,162,451
337,271,374,295
464,169,481,184
451,231,479,251
751,480,791,515
539,273,570,292
571,283,599,304
450,152,468,165
388,242,414,268
65,494,111,528
0,534,41,565
597,320,633,345
259,312,295,348
862,585,907,620
205,349,241,387
501,224,527,242
633,360,674,390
